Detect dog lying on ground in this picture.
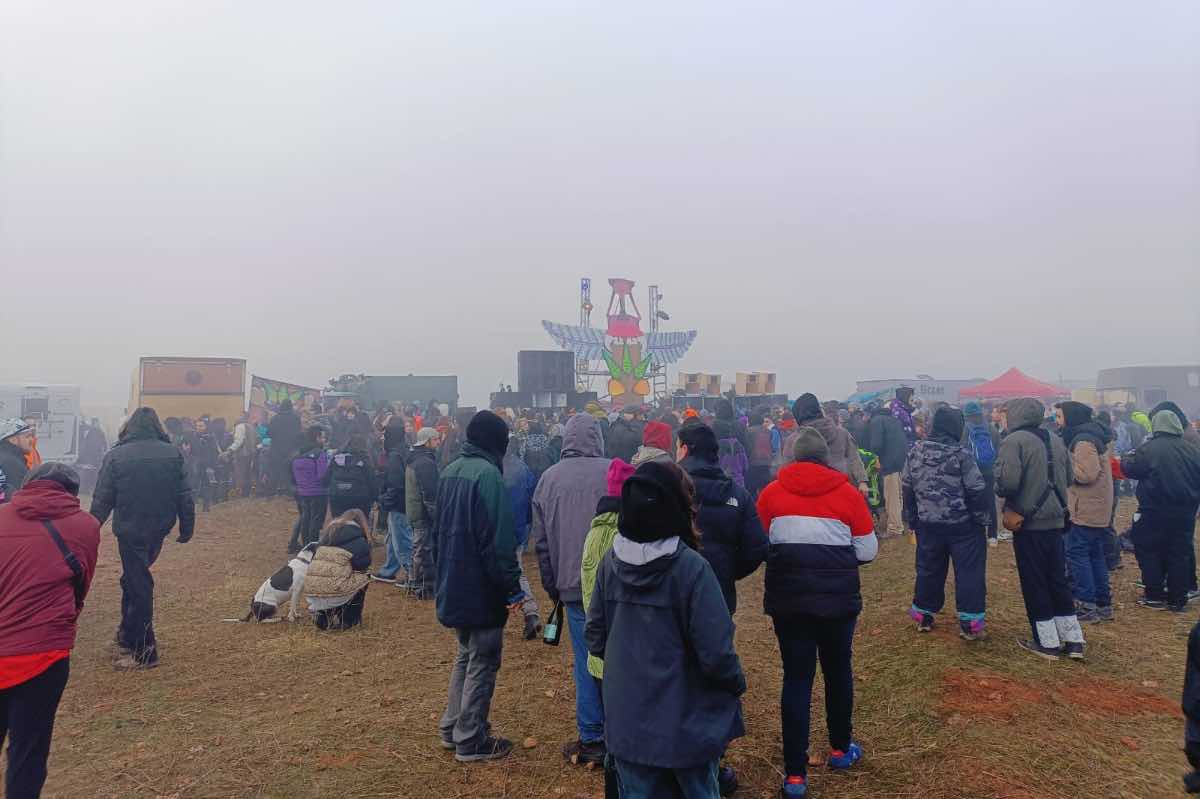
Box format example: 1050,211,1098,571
243,543,319,622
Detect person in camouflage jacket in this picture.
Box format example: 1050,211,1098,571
901,406,991,640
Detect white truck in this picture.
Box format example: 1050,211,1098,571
0,384,82,464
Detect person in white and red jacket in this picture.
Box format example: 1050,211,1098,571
0,463,100,799
756,427,877,799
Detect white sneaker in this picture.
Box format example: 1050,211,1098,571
988,538,998,548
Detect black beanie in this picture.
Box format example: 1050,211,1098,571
466,410,509,460
618,461,692,544
1057,401,1093,428
792,393,822,424
678,419,719,460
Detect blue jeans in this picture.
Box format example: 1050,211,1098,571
378,512,413,578
1066,524,1112,607
566,601,605,743
613,758,719,799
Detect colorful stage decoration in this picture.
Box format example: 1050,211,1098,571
248,375,323,425
543,278,697,406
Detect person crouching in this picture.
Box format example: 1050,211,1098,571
303,510,372,630
585,461,747,798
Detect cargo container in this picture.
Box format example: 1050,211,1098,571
129,357,247,423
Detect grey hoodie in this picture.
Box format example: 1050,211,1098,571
785,416,867,485
994,398,1072,532
533,414,612,602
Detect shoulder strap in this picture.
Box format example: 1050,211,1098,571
1026,435,1067,521
40,520,86,611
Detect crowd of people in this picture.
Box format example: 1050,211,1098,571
2,385,1200,798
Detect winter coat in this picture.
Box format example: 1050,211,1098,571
1184,621,1200,722
304,529,371,599
681,457,768,614
585,536,746,769
433,442,522,629
580,498,620,678
606,418,644,463
1062,422,1114,528
748,426,775,468
901,438,989,529
533,415,612,603
328,449,376,501
757,461,877,618
799,416,866,485
90,417,195,540
405,447,439,529
291,448,331,497
0,480,100,657
0,440,29,504
379,448,407,513
520,432,557,480
267,409,302,464
503,451,537,550
1121,426,1200,518
994,398,1072,532
866,412,908,475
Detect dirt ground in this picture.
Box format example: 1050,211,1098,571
11,497,1195,798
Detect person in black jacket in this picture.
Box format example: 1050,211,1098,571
605,411,643,463
1122,410,1200,611
90,407,194,669
374,418,412,584
266,400,302,496
1184,621,1200,792
188,417,221,512
328,434,377,519
866,401,908,537
677,422,768,614
0,419,34,504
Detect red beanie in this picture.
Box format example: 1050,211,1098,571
642,421,672,452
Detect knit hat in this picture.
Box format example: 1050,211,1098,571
1152,409,1184,437
618,461,693,543
792,393,823,424
26,462,81,496
678,420,719,459
793,427,829,465
642,421,672,452
1056,401,1093,429
963,401,983,418
466,410,510,460
607,459,636,497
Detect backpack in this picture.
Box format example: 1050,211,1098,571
718,438,748,488
330,453,372,497
750,428,773,466
966,423,997,469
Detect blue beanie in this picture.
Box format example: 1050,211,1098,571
963,401,983,417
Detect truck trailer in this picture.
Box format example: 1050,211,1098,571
129,357,247,423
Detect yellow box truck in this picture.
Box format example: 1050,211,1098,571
129,357,247,423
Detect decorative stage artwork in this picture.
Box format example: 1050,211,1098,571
248,376,322,425
543,278,697,406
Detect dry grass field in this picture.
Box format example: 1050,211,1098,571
12,497,1194,798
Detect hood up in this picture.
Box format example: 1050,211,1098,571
12,480,82,521
778,460,850,496
1006,397,1046,432
562,413,605,458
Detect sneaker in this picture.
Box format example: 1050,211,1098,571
1063,641,1085,661
997,530,1013,542
1134,579,1146,589
370,573,399,584
959,619,987,641
1138,598,1167,610
1096,605,1114,622
718,765,738,796
562,739,606,766
1075,603,1101,624
455,736,514,763
828,742,862,770
988,538,998,548
1017,638,1062,661
1168,604,1188,614
912,610,934,633
114,653,160,671
439,736,456,751
1189,589,1200,604
523,615,543,641
780,775,807,798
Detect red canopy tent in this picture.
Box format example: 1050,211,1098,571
959,368,1068,400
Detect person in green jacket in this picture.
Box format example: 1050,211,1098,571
580,459,637,679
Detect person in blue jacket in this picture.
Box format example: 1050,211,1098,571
503,434,541,639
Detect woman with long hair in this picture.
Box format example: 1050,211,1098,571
304,510,373,631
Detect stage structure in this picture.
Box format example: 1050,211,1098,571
543,278,697,408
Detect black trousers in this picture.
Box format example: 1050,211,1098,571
1012,529,1076,644
1132,509,1195,607
290,495,328,549
1,658,70,799
313,587,368,631
118,533,167,664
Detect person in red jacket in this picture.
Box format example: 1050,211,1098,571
756,428,877,799
0,463,100,799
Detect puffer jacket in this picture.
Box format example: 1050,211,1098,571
1121,412,1200,517
304,547,371,598
901,438,989,529
1062,421,1114,528
580,497,620,678
785,417,867,485
866,412,908,475
533,415,612,603
90,414,195,540
994,398,1072,532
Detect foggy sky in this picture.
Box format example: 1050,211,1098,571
3,2,1198,410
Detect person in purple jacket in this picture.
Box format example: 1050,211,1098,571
287,426,330,553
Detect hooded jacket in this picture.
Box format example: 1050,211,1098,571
433,442,522,629
585,536,746,769
901,409,989,529
680,456,768,614
405,446,439,528
789,416,867,485
291,446,331,497
90,412,195,540
1060,415,1114,529
0,439,29,505
1151,401,1200,446
0,480,100,657
866,410,908,475
1120,411,1200,517
756,461,877,618
994,398,1072,532
532,415,612,602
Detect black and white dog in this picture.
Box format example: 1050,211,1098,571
243,543,318,622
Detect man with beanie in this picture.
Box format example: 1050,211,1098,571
757,428,876,797
632,420,673,466
995,398,1084,660
1122,409,1200,611
532,413,612,766
962,401,1001,545
1054,401,1115,622
786,394,868,493
433,410,524,762
585,461,747,798
0,419,34,504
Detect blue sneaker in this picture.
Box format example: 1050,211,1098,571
828,742,862,770
780,775,807,797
